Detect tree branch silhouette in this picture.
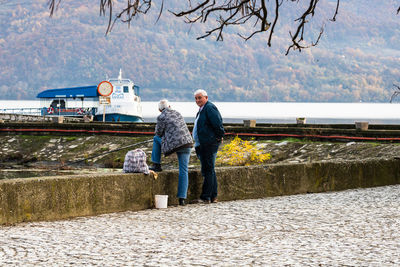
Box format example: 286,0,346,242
48,0,400,54
390,84,400,103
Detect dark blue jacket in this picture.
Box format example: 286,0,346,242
196,101,225,145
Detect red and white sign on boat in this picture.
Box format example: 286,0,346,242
97,81,113,97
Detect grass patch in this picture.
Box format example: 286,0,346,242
64,136,77,142
19,135,52,141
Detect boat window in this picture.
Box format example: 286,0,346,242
123,86,129,93
134,85,140,96
51,99,65,109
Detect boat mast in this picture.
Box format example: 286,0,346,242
118,69,122,82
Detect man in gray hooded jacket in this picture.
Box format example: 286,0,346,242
150,99,194,205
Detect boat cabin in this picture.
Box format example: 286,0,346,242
37,70,143,122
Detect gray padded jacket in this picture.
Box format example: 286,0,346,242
155,108,194,156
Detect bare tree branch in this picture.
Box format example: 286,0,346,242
155,0,164,24
48,0,61,17
99,0,113,35
267,0,282,47
47,0,399,55
171,0,340,54
390,84,400,103
330,0,340,21
285,0,320,55
171,0,211,18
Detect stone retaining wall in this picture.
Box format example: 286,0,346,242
3,121,400,140
1,158,400,225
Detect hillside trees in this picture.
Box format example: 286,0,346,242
1,1,399,101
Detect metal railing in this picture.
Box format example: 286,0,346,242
0,107,97,117
0,108,42,116
41,107,95,117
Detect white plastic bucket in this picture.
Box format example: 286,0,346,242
155,195,168,209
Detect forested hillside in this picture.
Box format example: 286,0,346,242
0,0,399,102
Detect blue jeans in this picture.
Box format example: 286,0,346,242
176,147,191,199
151,135,192,199
195,143,220,201
151,136,162,164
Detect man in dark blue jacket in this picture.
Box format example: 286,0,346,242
193,89,225,203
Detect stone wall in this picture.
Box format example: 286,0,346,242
1,158,399,225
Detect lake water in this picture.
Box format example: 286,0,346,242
1,100,400,124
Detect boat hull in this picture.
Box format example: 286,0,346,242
94,113,143,122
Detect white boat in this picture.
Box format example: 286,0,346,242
37,70,143,122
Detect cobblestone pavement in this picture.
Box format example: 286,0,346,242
1,185,399,266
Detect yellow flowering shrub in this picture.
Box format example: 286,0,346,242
216,136,271,166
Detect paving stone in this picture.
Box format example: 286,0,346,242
0,185,399,266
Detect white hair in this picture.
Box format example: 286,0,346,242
194,89,208,97
158,99,170,111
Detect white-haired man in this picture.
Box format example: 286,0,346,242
192,89,225,203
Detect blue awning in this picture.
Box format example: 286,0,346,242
37,85,99,99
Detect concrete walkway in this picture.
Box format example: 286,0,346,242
1,185,399,266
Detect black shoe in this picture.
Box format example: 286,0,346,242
149,163,162,172
179,198,186,206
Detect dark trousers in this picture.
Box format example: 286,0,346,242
195,143,220,201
